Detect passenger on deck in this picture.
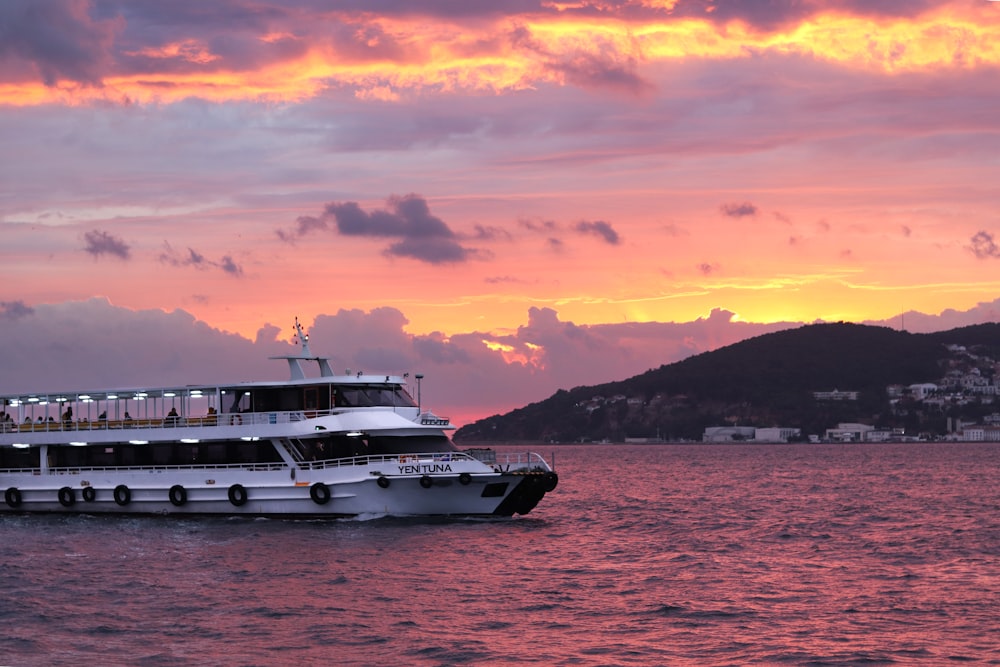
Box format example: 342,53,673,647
62,406,73,429
165,407,179,426
123,411,133,423
206,406,217,425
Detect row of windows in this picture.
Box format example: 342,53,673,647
0,441,284,470
0,433,458,471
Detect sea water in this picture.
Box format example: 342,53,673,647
1,442,998,666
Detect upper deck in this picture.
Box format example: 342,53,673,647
0,319,449,447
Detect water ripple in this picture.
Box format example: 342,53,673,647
2,442,999,665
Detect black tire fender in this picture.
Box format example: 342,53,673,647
113,484,131,506
82,486,97,503
169,484,187,507
542,472,559,492
309,482,331,505
458,472,472,485
376,476,390,489
419,475,433,489
5,487,22,508
58,486,76,507
228,484,248,507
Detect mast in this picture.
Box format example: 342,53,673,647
269,317,335,380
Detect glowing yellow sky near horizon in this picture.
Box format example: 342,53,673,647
1,7,999,107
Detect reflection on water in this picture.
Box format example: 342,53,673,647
2,442,998,665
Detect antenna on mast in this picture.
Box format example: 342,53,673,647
270,316,334,379
293,317,314,357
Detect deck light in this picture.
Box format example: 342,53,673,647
129,440,148,445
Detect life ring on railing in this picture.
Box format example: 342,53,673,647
376,476,390,489
58,486,76,507
230,414,243,426
458,472,472,486
419,475,433,489
169,484,187,507
82,486,97,503
310,482,331,505
5,487,22,508
228,483,248,507
113,484,131,506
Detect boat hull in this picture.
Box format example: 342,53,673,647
0,466,558,518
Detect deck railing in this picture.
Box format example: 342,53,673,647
300,451,476,471
1,406,457,438
1,450,552,476
0,408,344,434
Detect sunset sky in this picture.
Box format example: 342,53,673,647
2,0,999,425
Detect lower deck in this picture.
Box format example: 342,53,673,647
0,450,558,517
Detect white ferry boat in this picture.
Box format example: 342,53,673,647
0,322,558,518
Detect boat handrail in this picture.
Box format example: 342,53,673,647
1,462,290,475
0,450,553,476
1,452,475,475
301,450,551,473
0,406,434,435
301,451,476,470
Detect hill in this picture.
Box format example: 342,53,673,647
454,322,1000,443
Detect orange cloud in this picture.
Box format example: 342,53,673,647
482,339,546,368
1,5,998,107
124,40,220,64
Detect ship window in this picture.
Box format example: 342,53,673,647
337,388,371,407
0,446,41,470
394,387,417,407
334,386,417,408
303,387,318,411
365,435,457,455
253,387,314,412
119,446,140,466
234,441,282,464
89,446,117,467
202,444,228,465
55,446,87,468
151,444,173,465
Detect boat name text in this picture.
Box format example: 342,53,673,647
398,464,453,474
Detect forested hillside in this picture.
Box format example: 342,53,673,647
454,322,1000,443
